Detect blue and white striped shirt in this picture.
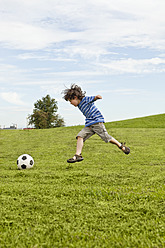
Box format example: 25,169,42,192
78,96,105,127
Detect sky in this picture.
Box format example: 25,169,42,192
0,0,165,128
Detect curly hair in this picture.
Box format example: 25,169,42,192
62,84,86,101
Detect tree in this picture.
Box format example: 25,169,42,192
28,95,65,129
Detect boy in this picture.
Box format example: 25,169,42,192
63,84,130,163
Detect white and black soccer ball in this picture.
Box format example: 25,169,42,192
17,154,34,170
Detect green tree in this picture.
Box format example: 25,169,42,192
28,95,65,129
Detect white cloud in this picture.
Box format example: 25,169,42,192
0,92,26,105
0,0,164,51
0,63,16,72
17,52,76,62
100,89,142,95
0,21,75,50
97,57,165,74
0,106,31,112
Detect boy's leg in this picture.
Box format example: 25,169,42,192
67,127,94,163
109,137,121,147
92,124,122,148
109,137,130,154
68,136,83,162
92,123,130,154
75,127,95,155
76,136,84,155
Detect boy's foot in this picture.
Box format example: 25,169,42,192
67,154,84,163
120,143,130,155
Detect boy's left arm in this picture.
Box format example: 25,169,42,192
94,95,102,101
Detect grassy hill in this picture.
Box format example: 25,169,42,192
106,113,165,128
0,114,165,247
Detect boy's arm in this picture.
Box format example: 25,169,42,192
94,95,102,101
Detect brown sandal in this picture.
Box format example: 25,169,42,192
120,143,130,155
67,154,84,163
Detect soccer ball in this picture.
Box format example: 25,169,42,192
17,154,34,170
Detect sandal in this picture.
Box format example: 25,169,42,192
119,143,130,155
67,154,84,163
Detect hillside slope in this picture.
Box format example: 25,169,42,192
106,113,165,128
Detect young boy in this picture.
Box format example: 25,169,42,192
63,84,130,163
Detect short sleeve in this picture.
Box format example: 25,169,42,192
85,96,95,103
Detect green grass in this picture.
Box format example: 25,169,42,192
108,113,165,128
0,114,165,247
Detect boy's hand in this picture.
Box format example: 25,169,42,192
94,95,102,101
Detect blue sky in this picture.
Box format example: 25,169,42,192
0,0,165,128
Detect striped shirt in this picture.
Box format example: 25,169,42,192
78,96,105,127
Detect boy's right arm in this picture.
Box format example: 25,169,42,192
94,95,102,101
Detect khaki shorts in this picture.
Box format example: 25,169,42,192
76,122,112,143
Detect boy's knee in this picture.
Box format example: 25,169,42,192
77,136,83,140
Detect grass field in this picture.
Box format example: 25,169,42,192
0,114,165,248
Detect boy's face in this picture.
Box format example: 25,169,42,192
69,97,80,107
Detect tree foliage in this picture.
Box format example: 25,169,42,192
28,95,65,129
